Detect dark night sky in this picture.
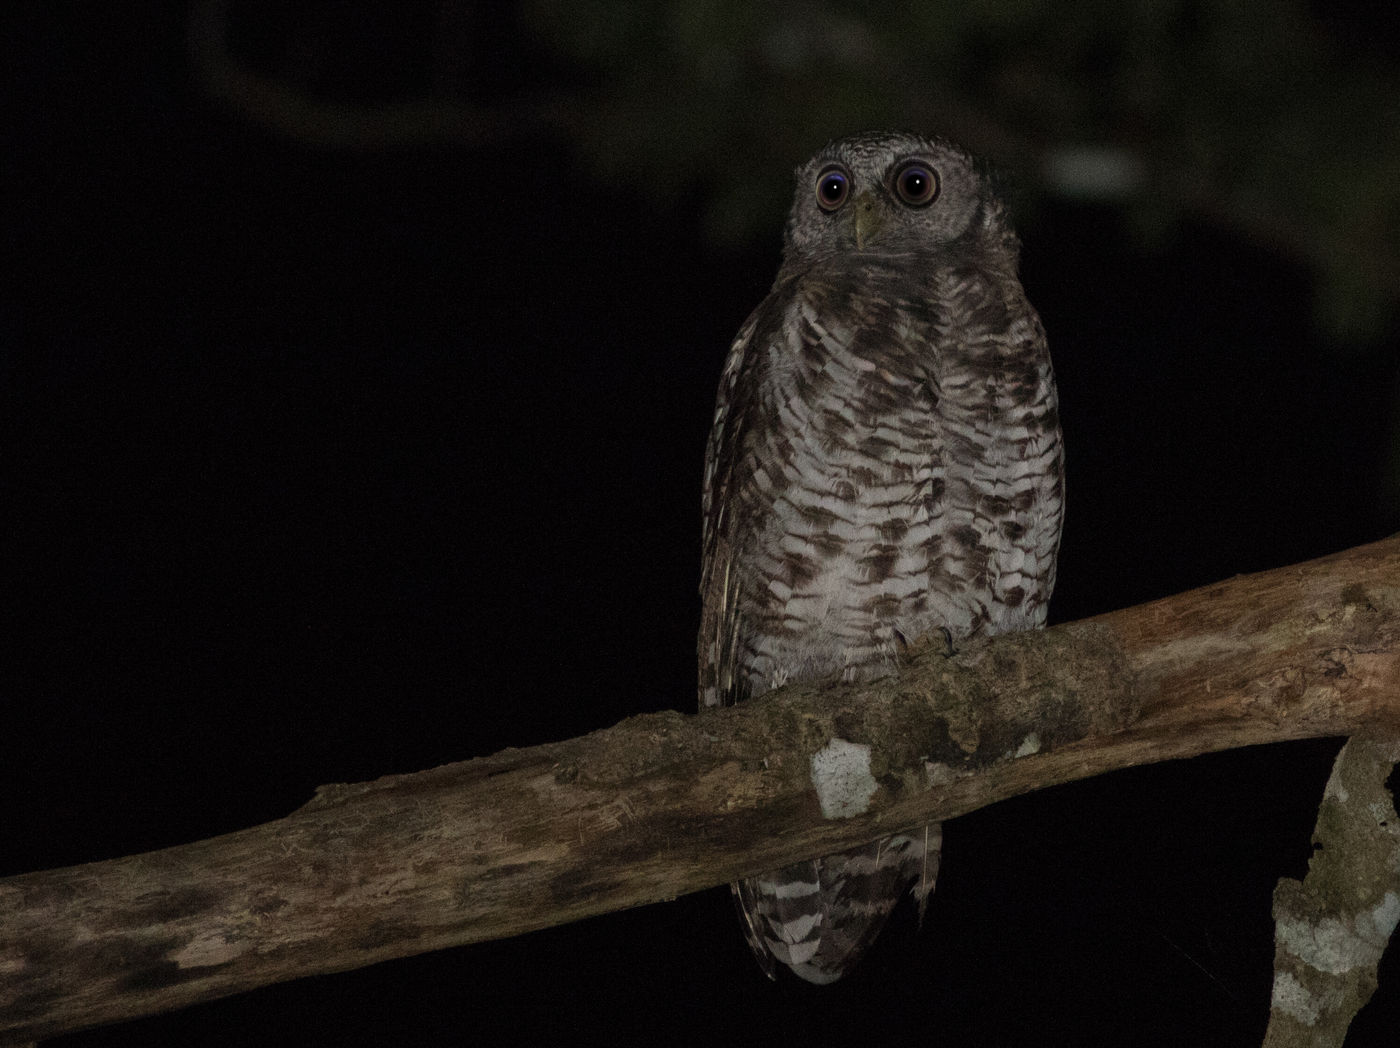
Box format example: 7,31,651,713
6,6,1400,1047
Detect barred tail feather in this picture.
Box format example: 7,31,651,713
732,824,942,984
915,820,943,925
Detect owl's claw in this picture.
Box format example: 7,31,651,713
938,627,957,658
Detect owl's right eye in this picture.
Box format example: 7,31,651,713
815,167,850,211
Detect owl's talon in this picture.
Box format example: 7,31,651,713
939,627,957,658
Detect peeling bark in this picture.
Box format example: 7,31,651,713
1,536,1399,1044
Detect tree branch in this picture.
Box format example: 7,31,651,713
1262,733,1400,1047
3,536,1399,1043
185,0,573,148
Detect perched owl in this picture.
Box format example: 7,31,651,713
698,131,1064,984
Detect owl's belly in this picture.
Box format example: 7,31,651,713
736,449,1052,699
738,479,957,696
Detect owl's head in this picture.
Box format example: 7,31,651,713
782,131,1015,265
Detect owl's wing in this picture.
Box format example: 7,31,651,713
697,304,766,711
699,295,806,982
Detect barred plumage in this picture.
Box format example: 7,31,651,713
699,131,1063,984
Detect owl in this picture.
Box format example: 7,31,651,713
698,131,1064,984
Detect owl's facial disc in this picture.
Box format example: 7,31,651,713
852,191,885,250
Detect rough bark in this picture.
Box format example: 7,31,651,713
1262,733,1400,1047
2,536,1399,1044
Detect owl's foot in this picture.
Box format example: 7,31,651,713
892,626,957,659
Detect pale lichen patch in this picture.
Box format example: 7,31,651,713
1363,890,1400,942
1276,892,1399,974
1013,732,1042,758
809,738,877,819
1270,971,1320,1025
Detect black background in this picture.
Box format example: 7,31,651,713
7,6,1400,1046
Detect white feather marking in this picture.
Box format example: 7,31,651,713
782,938,821,966
770,878,821,899
774,912,821,944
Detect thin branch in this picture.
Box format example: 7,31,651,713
185,0,572,148
2,536,1399,1044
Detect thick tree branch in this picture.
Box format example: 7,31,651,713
3,536,1400,1043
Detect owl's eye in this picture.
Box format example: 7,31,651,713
893,161,939,207
815,166,850,211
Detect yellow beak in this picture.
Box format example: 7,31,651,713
853,192,884,249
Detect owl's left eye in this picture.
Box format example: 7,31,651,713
815,166,850,211
893,161,939,207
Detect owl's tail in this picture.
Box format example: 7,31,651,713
731,824,943,984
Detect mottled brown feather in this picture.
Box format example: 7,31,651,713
699,131,1064,983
